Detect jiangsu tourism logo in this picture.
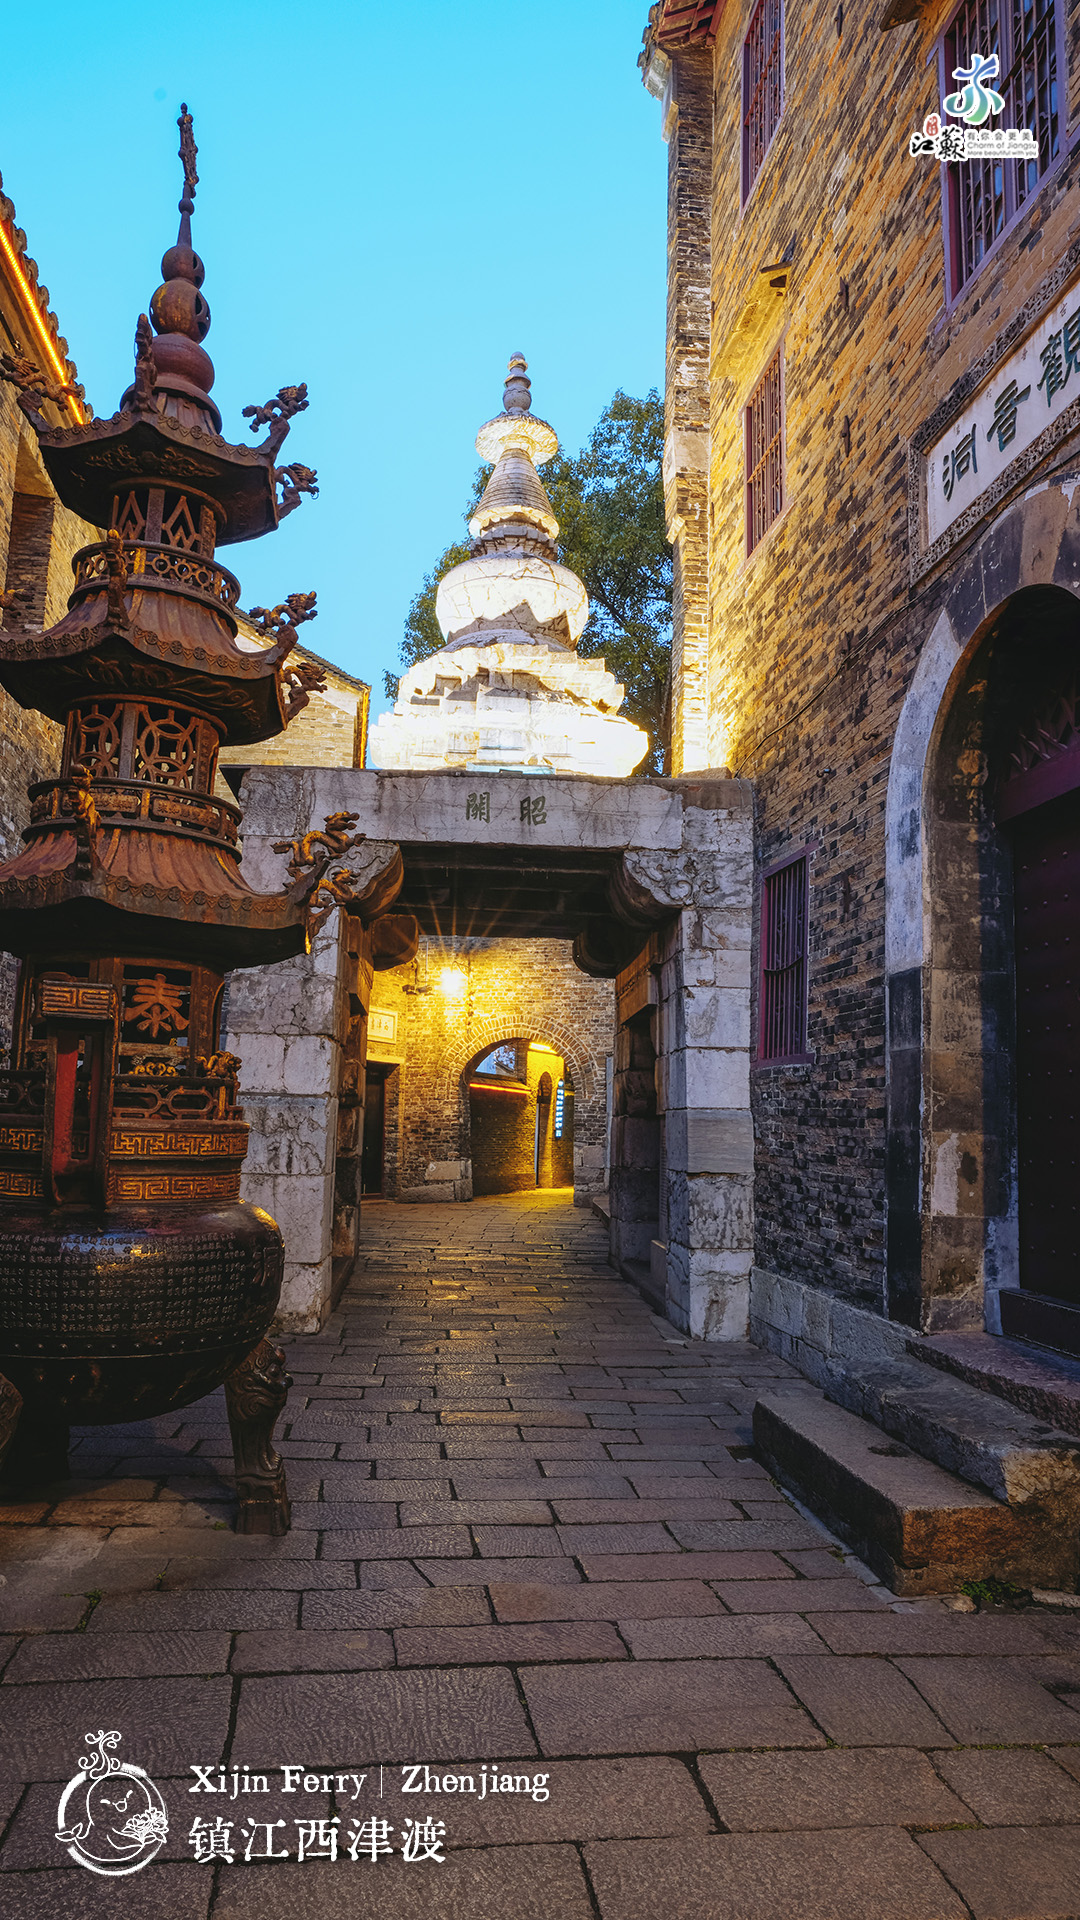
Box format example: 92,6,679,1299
909,51,1038,163
55,1730,169,1876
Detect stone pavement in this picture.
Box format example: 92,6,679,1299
1,1191,1079,1919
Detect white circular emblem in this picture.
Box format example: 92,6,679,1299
55,1730,169,1876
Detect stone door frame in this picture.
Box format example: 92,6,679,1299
884,477,1080,1334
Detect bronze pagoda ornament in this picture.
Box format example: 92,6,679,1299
0,107,352,1533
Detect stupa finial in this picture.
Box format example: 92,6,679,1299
503,352,532,416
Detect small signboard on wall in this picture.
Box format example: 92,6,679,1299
369,1009,398,1044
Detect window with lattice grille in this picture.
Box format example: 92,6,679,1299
942,0,1060,297
742,0,784,199
745,348,784,554
759,854,809,1062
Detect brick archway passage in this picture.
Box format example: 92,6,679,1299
231,768,753,1338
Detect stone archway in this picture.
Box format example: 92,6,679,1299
884,477,1080,1338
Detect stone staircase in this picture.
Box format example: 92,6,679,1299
753,1349,1080,1595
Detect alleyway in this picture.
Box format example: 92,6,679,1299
1,1194,1080,1917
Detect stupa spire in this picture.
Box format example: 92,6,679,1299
369,353,649,779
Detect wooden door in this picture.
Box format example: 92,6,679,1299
1012,790,1080,1302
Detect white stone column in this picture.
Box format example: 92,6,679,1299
624,786,754,1338
224,925,342,1334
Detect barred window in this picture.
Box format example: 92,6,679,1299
742,0,784,199
745,348,784,553
944,0,1060,296
759,854,809,1062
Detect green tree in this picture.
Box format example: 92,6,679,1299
386,390,672,769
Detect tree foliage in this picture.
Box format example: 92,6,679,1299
386,390,672,768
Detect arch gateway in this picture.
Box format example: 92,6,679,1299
228,766,753,1337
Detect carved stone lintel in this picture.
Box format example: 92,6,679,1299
225,1337,291,1535
0,1372,23,1478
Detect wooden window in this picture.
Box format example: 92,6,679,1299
943,0,1060,297
759,854,809,1062
742,0,784,200
745,348,784,553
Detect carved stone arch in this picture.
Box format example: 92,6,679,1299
437,1018,596,1106
436,1017,603,1208
884,477,1080,1337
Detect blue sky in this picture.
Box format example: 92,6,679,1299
0,2,666,717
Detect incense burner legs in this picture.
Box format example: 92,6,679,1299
225,1336,292,1535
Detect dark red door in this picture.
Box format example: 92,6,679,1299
1012,789,1080,1301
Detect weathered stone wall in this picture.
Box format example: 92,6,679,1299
653,0,1080,1322
0,385,97,1051
368,938,612,1206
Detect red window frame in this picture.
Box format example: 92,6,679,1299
745,347,784,555
742,0,784,201
940,0,1062,300
759,852,811,1064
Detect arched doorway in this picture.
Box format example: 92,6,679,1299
467,1039,575,1196
920,583,1080,1351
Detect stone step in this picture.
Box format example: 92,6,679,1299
753,1388,1080,1595
915,1330,1080,1440
829,1353,1080,1514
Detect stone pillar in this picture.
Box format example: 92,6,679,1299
612,780,754,1338
224,921,342,1334
226,767,404,1332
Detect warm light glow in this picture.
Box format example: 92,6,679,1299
528,1042,559,1053
439,966,467,1000
0,218,85,424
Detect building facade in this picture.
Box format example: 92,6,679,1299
642,0,1080,1366
0,169,96,1048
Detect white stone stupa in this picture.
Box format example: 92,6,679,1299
369,355,649,777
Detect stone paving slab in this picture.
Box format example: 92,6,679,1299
0,1865,211,1919
2,1630,232,1682
932,1746,1080,1824
231,1668,538,1765
775,1657,955,1747
696,1747,970,1831
489,1579,726,1620
521,1658,826,1754
0,1677,232,1780
916,1825,1080,1919
300,1586,491,1629
393,1620,627,1665
210,1846,596,1920
585,1828,967,1919
892,1655,1080,1744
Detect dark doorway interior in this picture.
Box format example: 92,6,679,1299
1005,790,1080,1348
362,1063,389,1195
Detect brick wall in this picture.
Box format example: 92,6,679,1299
470,1046,574,1195
654,0,1080,1311
367,937,613,1205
